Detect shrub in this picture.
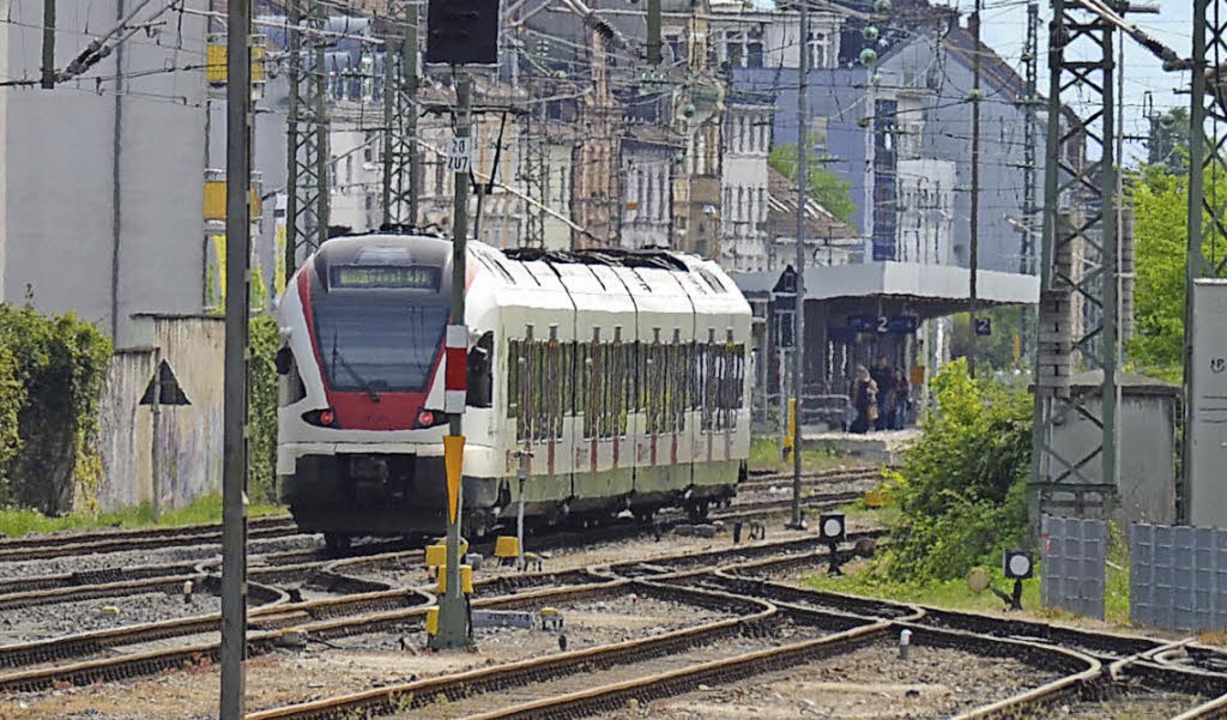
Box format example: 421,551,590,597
248,312,280,503
876,358,1032,582
0,300,112,513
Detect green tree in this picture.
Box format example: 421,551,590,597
1128,164,1188,377
768,141,857,225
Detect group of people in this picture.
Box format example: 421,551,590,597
845,356,911,434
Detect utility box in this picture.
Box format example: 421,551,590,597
1190,280,1227,528
1041,370,1178,525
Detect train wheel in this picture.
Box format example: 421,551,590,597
324,533,351,556
687,502,709,523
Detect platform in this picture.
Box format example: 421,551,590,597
802,428,921,466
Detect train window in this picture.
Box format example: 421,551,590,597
532,342,547,442
702,343,717,431
278,351,307,406
466,332,494,409
576,345,591,439
560,343,572,422
597,344,610,439
583,342,598,439
507,339,522,419
673,343,686,432
546,340,562,439
612,342,627,437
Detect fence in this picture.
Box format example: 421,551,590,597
1130,523,1227,631
1041,515,1107,620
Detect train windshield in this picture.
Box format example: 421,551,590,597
313,295,448,393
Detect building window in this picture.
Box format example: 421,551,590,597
665,32,685,64
807,31,829,69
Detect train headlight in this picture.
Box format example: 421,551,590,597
302,408,337,427
415,408,448,429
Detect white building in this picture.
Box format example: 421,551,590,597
721,95,774,273
620,127,680,250
896,159,955,265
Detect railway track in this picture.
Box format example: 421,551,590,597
0,530,879,692
0,484,865,617
0,515,299,564
738,464,891,493
241,546,1108,720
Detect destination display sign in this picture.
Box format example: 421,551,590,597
331,265,440,290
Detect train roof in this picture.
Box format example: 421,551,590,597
301,233,745,306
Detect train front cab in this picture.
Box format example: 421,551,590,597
274,236,501,546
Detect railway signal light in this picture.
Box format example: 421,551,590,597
425,0,501,66
819,513,846,542
999,550,1032,611
1004,550,1033,580
819,513,846,576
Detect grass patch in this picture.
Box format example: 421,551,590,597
749,435,863,474
802,558,1041,615
813,498,900,529
0,493,285,538
804,552,1133,628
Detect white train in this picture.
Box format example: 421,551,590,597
275,232,752,550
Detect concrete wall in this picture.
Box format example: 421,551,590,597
95,315,224,511
4,0,209,345
96,349,156,510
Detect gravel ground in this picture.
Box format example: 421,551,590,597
0,591,224,644
1036,689,1205,719
396,622,832,719
598,640,1065,720
0,534,320,581
0,591,739,718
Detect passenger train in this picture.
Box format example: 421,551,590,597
274,232,752,550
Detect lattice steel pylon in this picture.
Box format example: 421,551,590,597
285,0,330,275
381,0,418,229
1020,2,1040,276
1182,0,1227,521
1031,0,1119,520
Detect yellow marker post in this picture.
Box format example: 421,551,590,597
782,398,797,457
444,435,465,524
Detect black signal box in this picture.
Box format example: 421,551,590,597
426,0,501,66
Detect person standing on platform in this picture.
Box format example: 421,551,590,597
848,364,878,434
870,356,894,431
892,368,910,429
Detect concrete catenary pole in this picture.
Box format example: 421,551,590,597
220,0,252,714
789,0,810,530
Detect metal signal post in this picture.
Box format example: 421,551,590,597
433,71,474,650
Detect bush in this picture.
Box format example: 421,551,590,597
0,301,112,513
248,312,280,503
876,359,1032,582
0,346,24,475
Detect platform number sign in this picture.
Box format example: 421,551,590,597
447,137,472,174
974,318,992,337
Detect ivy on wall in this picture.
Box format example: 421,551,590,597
0,294,112,514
